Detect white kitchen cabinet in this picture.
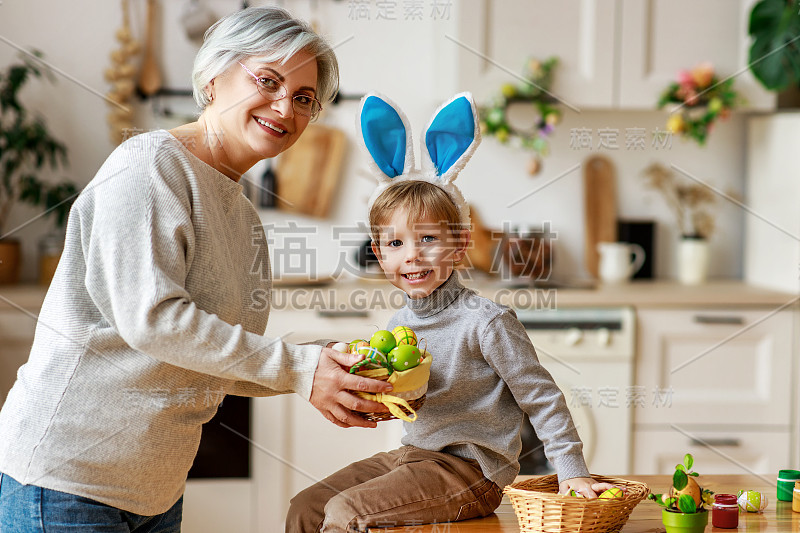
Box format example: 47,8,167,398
633,306,796,474
455,0,774,110
745,113,800,294
633,429,792,476
455,0,618,107
618,0,774,110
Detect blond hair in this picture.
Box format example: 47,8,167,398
369,181,466,244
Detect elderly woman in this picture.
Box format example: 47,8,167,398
0,7,390,532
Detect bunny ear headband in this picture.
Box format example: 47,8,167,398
356,91,481,227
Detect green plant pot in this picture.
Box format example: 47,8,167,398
662,508,709,533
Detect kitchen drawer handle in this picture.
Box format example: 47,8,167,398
689,437,741,448
693,315,744,325
317,310,369,318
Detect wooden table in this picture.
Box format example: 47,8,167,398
367,474,800,532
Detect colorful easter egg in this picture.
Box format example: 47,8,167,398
370,330,396,354
357,346,388,365
349,346,391,373
348,339,369,353
567,489,584,498
598,487,625,500
391,326,418,347
737,490,768,512
388,344,422,371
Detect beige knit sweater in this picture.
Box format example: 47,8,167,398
0,130,321,515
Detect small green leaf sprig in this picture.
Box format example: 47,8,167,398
648,453,715,514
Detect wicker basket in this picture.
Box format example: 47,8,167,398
352,369,427,422
503,474,650,533
362,395,426,422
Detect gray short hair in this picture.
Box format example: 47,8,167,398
192,6,339,110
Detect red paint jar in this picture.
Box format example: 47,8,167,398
712,493,739,529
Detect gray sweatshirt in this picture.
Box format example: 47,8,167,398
389,273,590,489
0,130,322,515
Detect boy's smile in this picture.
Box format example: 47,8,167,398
372,208,469,299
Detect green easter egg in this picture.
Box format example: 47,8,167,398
370,330,396,354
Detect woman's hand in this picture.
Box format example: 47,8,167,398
558,477,618,498
309,347,393,429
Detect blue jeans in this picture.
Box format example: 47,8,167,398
0,472,183,532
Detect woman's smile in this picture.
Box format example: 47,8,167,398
253,115,289,136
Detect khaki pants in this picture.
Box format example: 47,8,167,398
285,446,503,533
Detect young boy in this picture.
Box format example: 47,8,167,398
285,180,613,533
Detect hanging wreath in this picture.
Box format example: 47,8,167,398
479,57,561,175
657,62,739,146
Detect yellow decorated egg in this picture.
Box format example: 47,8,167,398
391,326,417,347
598,487,624,500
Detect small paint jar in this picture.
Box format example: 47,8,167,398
712,494,739,529
777,469,800,501
793,481,800,513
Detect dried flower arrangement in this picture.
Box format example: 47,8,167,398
642,163,732,240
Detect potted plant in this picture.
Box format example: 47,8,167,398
641,163,740,284
748,0,800,104
0,51,78,284
648,454,715,533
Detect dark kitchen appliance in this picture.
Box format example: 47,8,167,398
617,219,655,279
187,395,250,478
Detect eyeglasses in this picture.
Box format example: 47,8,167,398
238,62,322,121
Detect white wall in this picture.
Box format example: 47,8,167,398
0,0,746,283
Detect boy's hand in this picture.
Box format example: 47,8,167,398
309,347,393,429
558,477,618,498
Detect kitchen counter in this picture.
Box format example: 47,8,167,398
0,278,796,312
471,279,797,309
367,473,799,532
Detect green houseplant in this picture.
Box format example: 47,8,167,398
0,51,78,283
648,454,715,533
748,0,800,92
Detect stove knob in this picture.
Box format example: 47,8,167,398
565,328,583,346
597,328,610,346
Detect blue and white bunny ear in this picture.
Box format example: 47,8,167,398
356,93,414,182
420,92,481,184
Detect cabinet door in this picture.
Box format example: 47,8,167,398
635,308,793,426
0,309,37,406
633,429,791,475
456,0,618,107
618,0,774,109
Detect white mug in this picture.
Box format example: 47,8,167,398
597,242,646,284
